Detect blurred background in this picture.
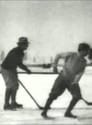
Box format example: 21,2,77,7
0,1,92,72
0,0,92,109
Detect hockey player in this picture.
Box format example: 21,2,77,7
1,37,31,110
41,43,91,118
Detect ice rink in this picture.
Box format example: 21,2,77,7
0,66,92,124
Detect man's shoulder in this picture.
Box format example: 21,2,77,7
10,47,18,52
65,52,77,60
11,47,22,53
8,47,22,56
69,52,78,58
65,52,77,57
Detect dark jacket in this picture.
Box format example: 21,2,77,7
1,47,28,72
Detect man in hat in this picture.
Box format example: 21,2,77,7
41,42,91,118
1,37,31,110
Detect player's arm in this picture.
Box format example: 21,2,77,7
53,52,73,73
18,63,31,74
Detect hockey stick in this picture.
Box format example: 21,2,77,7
18,79,44,109
26,63,63,68
82,98,92,105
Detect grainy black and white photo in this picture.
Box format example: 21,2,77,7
0,0,92,124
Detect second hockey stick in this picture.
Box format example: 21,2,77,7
18,79,44,109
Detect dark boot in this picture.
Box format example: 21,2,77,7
64,98,79,118
41,97,53,118
11,89,17,108
65,112,77,118
4,104,16,110
12,102,23,108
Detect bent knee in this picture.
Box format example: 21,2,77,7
49,93,59,100
73,95,82,100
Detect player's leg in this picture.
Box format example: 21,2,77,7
11,88,23,108
1,68,16,110
65,97,79,118
4,88,12,110
41,75,66,118
10,85,23,108
65,84,81,118
41,95,54,118
10,72,23,108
